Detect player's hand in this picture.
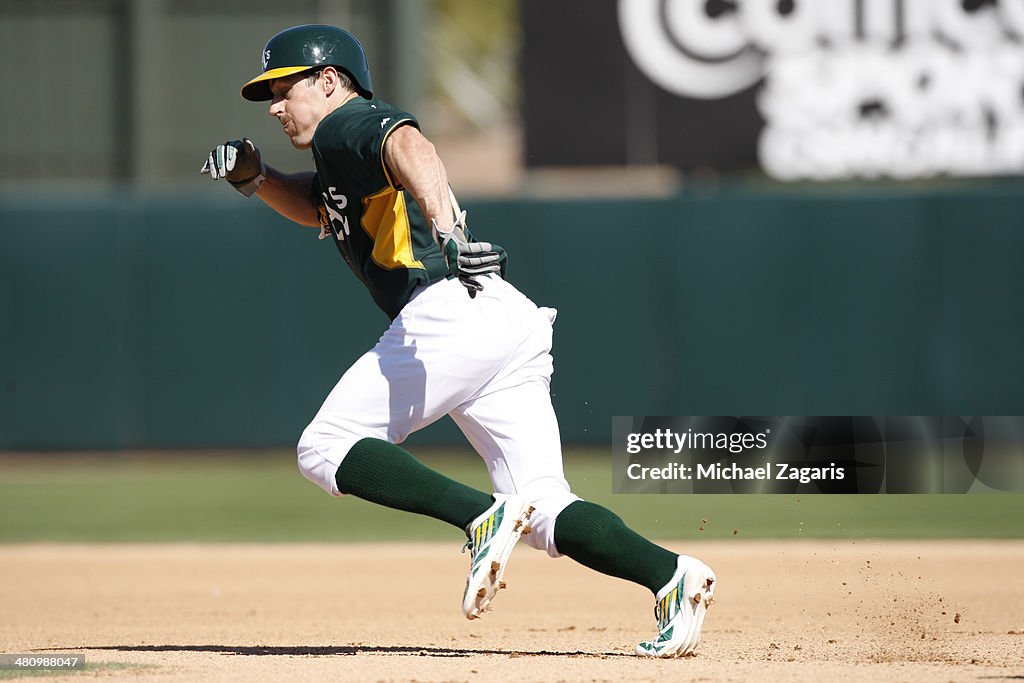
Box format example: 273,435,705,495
456,241,507,278
435,211,506,298
201,138,266,197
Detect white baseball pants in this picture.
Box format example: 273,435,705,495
297,275,579,556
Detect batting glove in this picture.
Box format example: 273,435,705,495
434,211,507,297
458,241,507,279
201,138,266,197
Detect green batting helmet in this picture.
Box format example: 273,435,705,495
240,24,373,101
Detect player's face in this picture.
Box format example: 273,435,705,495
268,72,328,150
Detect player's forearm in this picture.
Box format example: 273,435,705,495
256,167,320,227
384,126,454,233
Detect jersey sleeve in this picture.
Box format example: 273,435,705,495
309,171,330,235
377,117,419,190
309,171,321,205
314,103,418,193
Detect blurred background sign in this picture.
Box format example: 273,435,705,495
523,0,1024,181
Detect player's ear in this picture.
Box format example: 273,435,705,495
322,66,339,96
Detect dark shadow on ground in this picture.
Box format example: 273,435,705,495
51,644,631,659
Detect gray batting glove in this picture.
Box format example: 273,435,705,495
434,211,508,297
437,220,481,296
201,138,266,197
457,241,507,278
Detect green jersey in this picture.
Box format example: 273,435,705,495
311,97,449,319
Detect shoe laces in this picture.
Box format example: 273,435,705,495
461,539,473,555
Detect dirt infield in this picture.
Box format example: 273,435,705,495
2,541,1022,682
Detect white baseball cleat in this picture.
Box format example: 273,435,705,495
462,493,535,619
635,554,717,657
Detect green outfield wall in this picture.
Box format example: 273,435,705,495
2,184,1023,450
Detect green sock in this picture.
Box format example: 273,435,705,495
553,500,678,594
334,437,493,532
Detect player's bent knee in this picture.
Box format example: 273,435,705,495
297,424,349,497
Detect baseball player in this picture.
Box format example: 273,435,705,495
202,24,715,657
